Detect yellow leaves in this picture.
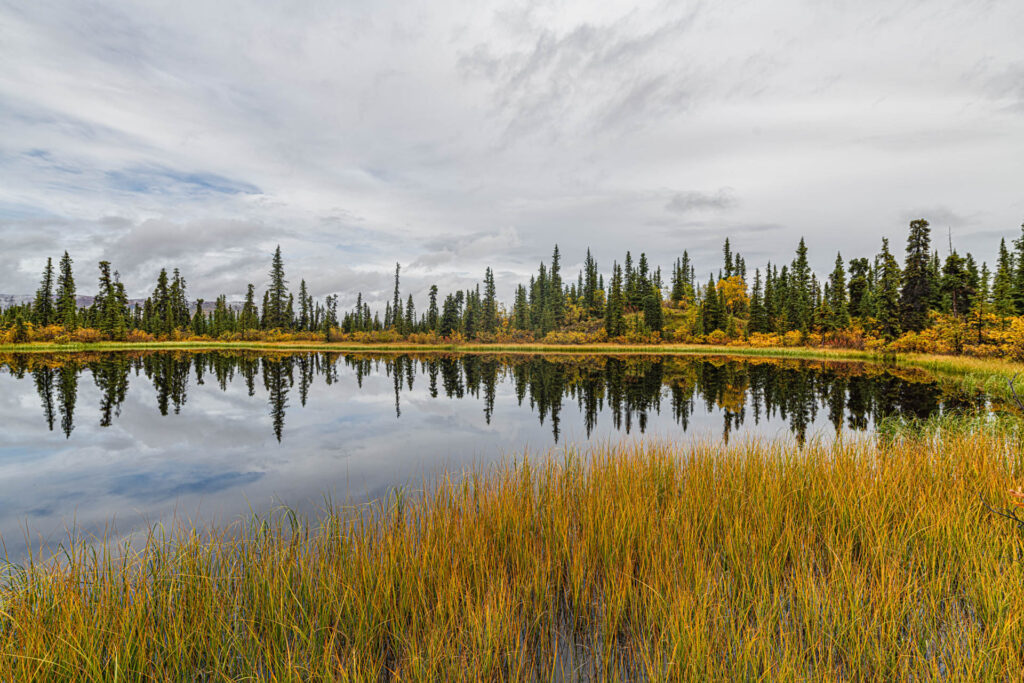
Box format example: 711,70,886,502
715,275,749,314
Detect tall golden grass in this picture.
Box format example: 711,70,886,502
3,425,1024,680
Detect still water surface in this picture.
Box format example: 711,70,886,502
0,351,985,558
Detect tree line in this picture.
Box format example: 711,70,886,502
3,219,1024,346
2,352,980,444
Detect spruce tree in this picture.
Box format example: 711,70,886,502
875,239,902,340
427,285,439,331
941,251,972,318
151,268,171,335
702,274,725,332
748,269,767,333
240,285,259,330
298,280,310,331
33,257,55,326
548,245,564,327
788,238,812,332
847,258,870,319
1013,223,1024,314
513,285,530,330
604,263,625,337
827,253,850,331
391,262,403,331
482,267,498,333
642,283,663,333
192,300,207,336
95,261,126,339
899,219,933,332
265,246,289,329
993,238,1015,317
55,251,77,330
405,294,416,334
969,263,991,344
583,249,600,317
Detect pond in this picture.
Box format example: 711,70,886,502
0,351,986,560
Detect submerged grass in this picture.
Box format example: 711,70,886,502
4,426,1024,680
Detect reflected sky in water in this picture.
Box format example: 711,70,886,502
0,351,986,560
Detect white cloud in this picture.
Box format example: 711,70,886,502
1,0,1022,303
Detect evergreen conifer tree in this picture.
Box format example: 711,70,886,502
33,257,55,326
875,239,902,340
55,251,78,330
900,219,933,332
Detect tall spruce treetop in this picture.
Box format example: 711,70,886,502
993,238,1015,316
941,251,972,318
265,245,290,329
549,245,563,326
298,280,310,331
33,257,55,327
788,238,812,332
482,267,498,333
1013,223,1024,314
827,253,850,330
55,251,77,330
391,262,403,331
876,238,902,340
900,219,933,332
240,284,259,330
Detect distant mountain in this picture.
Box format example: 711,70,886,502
0,294,32,308
0,295,244,313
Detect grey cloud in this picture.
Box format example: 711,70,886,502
411,227,522,270
666,189,739,214
1,0,1023,298
460,9,703,140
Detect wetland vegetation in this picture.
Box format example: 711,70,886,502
3,422,1024,679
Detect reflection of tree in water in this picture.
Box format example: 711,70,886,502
262,357,291,442
142,354,190,416
92,356,130,427
56,363,78,439
3,352,990,444
33,367,57,432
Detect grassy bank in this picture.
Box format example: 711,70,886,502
0,339,880,359
4,427,1024,680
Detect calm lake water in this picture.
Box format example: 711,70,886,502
0,351,986,559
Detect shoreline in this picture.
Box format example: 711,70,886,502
3,339,1022,397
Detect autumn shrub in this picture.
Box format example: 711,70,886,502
821,328,867,350
492,329,536,344
746,332,783,347
705,329,728,345
126,329,156,343
781,330,803,347
69,328,103,343
399,331,439,345
540,330,609,345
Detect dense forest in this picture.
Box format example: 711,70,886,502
4,219,1024,357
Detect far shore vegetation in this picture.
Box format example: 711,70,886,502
5,219,1024,365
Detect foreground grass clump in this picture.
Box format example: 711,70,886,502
4,429,1024,680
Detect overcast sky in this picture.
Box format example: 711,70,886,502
1,0,1022,305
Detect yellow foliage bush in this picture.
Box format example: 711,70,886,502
781,331,803,347
126,329,156,343
706,330,728,345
